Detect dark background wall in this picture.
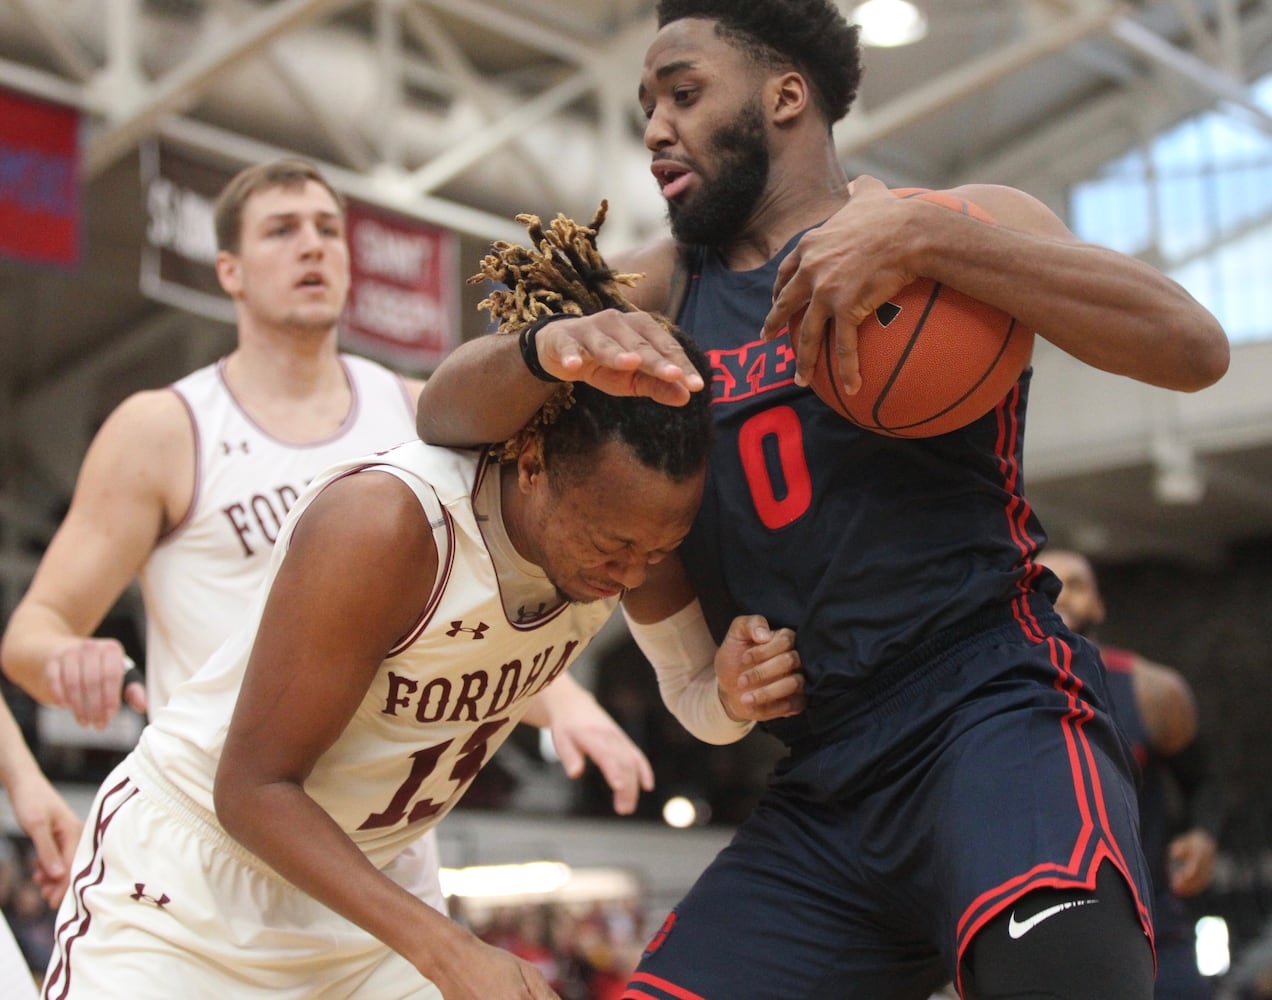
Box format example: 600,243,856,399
1088,536,1272,948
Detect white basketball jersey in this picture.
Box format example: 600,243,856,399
138,355,417,709
141,440,617,868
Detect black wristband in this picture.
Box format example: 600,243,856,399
518,314,572,383
121,664,145,695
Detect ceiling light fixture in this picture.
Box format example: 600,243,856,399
851,0,929,48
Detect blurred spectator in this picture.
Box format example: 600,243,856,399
467,897,645,1000
5,878,54,973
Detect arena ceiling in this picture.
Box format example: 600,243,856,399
3,0,1272,584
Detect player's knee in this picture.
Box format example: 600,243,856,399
960,862,1154,1000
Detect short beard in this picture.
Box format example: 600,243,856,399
667,100,770,247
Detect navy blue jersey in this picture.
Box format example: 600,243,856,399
674,236,1052,738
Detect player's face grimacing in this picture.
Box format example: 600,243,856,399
511,441,703,604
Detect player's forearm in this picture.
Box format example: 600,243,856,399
520,671,594,729
0,602,75,704
909,203,1228,390
0,695,40,791
623,602,754,746
416,333,555,447
213,775,454,972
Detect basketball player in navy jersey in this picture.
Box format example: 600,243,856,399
414,2,1230,997
1040,549,1223,1000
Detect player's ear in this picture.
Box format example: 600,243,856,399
516,440,544,493
215,250,241,297
770,70,810,124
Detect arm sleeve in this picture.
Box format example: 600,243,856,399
622,600,754,746
1166,734,1227,840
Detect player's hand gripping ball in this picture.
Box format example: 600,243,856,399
804,188,1034,438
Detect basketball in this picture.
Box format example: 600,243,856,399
802,188,1034,438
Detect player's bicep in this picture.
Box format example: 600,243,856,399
1137,659,1199,755
20,392,186,633
219,472,438,788
954,183,1075,241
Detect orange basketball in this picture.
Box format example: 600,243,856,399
804,188,1034,438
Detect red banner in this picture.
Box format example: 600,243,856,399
342,199,460,372
0,89,80,266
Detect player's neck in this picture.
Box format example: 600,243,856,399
222,333,353,441
719,165,849,271
497,462,533,565
230,322,341,392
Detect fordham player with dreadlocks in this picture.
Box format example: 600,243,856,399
40,208,799,1000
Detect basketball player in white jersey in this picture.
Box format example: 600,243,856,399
40,329,797,999
0,160,660,920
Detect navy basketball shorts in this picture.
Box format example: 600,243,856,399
624,600,1155,1000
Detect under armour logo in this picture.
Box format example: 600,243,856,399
131,883,170,909
446,621,489,639
515,603,548,623
219,440,251,455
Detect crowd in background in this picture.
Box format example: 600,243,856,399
0,834,54,985
456,898,647,1000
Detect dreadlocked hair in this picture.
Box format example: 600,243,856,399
472,201,681,461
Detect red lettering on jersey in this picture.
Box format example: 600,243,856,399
708,338,798,403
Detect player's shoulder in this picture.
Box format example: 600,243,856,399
944,183,1071,238
610,236,683,313
75,389,196,510
292,466,440,581
1129,652,1199,753
1098,644,1138,673
100,387,193,441
1135,654,1195,703
86,388,195,476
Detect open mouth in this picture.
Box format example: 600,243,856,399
651,159,695,201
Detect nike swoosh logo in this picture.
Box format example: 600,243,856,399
1007,898,1096,939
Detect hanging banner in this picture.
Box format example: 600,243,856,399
140,142,460,370
341,199,460,372
139,142,234,322
0,88,81,267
